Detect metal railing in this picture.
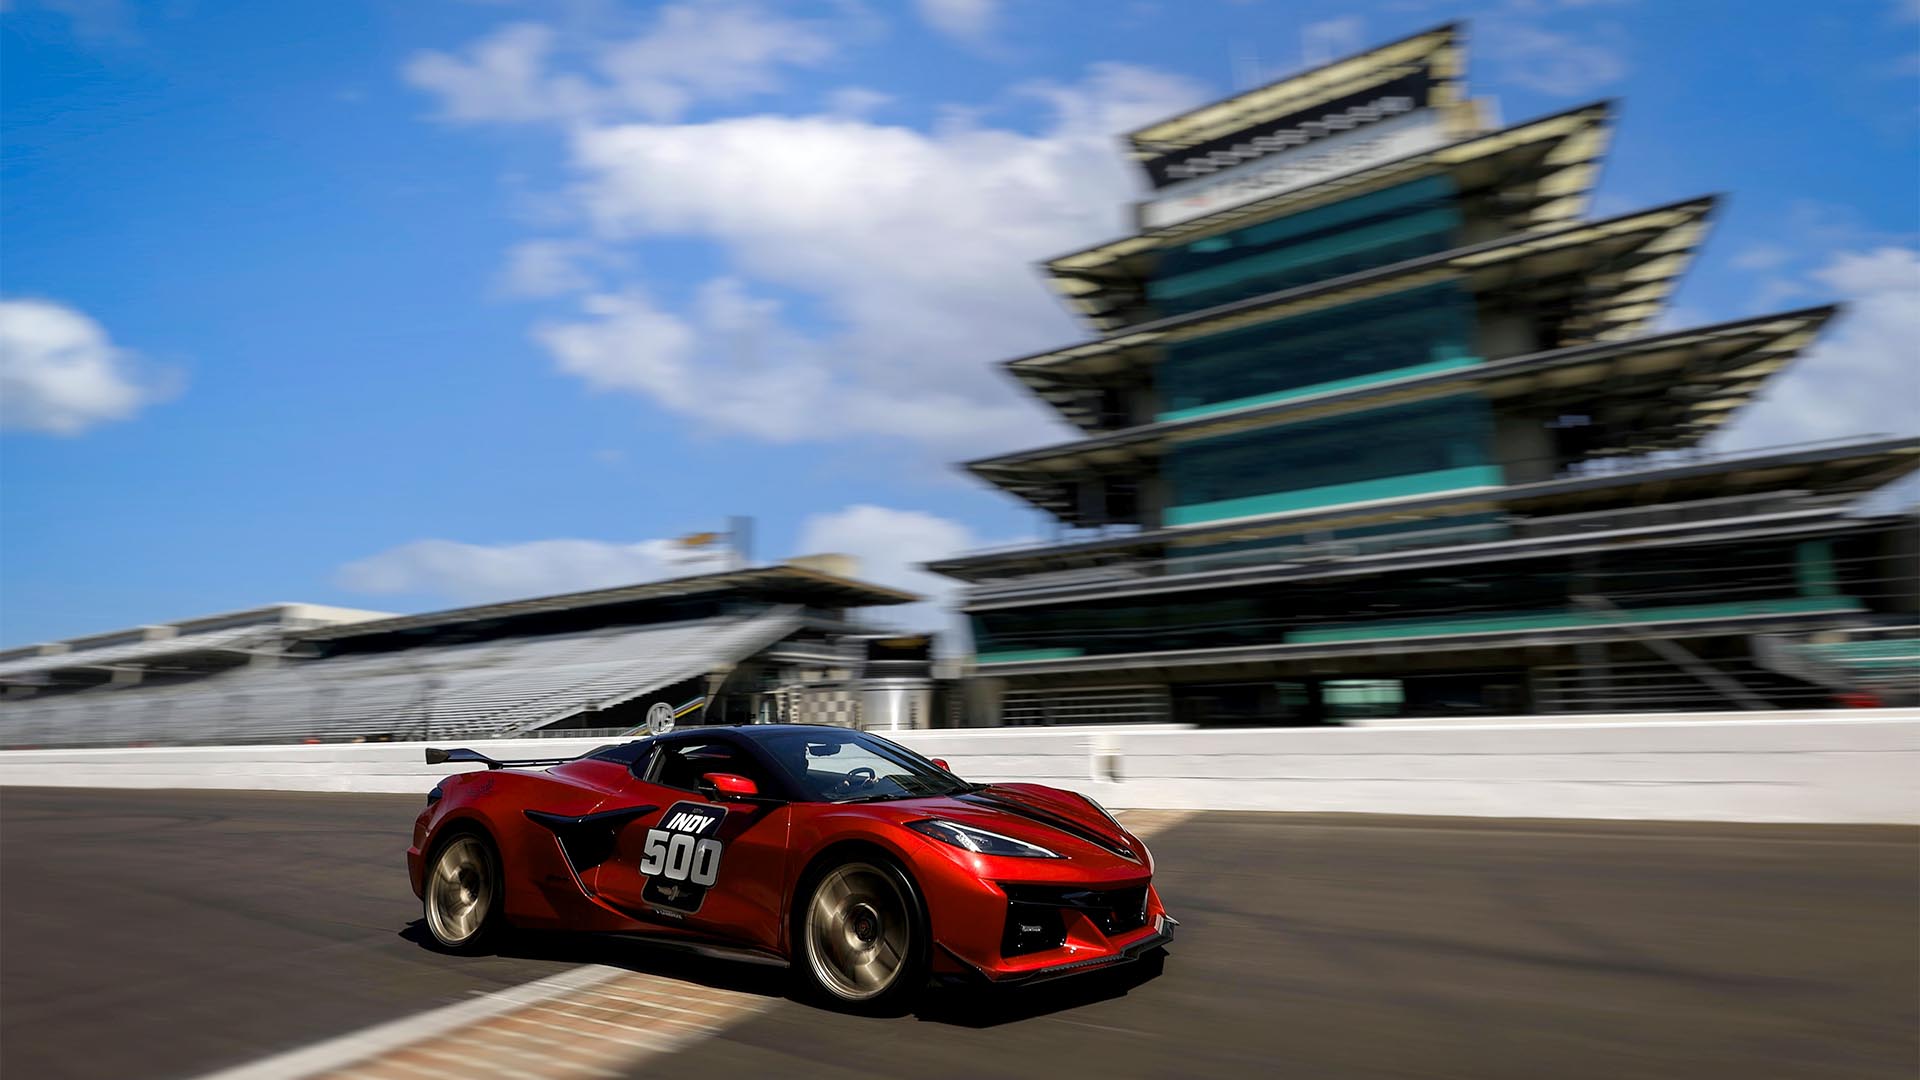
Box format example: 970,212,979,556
941,433,1906,576
513,726,636,740
962,488,1865,599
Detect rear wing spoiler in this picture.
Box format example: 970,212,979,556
425,747,580,771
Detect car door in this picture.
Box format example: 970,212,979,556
589,734,792,952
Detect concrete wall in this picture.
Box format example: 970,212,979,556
1,712,1915,824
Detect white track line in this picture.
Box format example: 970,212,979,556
196,964,628,1080
201,809,1196,1080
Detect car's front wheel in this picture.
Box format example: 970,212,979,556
797,856,926,1010
423,830,503,953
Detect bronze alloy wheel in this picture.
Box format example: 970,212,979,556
425,834,496,949
803,861,915,1002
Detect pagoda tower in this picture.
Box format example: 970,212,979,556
933,24,1920,724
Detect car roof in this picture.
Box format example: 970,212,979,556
632,723,871,745
707,723,869,741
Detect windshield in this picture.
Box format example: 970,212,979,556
757,729,968,803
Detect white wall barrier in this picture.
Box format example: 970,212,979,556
1,711,1916,824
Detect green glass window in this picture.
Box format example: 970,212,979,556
1164,395,1499,523
1157,281,1478,420
1323,680,1404,720
969,536,1844,662
1147,176,1461,318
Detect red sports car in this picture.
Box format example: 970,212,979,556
409,724,1173,1008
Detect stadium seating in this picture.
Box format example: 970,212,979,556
0,609,802,748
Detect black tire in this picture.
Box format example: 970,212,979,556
422,828,504,954
793,854,928,1012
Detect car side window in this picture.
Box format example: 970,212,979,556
645,740,771,793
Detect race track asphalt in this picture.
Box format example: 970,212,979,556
0,788,582,1080
1,788,1914,1080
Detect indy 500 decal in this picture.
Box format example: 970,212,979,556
639,801,727,913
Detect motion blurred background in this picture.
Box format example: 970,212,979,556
2,3,1916,1078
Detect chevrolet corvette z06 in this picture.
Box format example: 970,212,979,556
410,724,1173,1009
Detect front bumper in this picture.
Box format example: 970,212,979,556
985,914,1176,985
936,911,1176,986
912,836,1175,982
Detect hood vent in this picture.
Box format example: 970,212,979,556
958,791,1139,862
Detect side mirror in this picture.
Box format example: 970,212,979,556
699,772,759,801
931,758,951,772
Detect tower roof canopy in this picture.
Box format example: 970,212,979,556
1055,101,1614,332
1126,23,1465,176
947,434,1920,567
294,564,918,648
971,306,1842,521
1014,194,1717,432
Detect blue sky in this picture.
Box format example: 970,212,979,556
3,0,1917,646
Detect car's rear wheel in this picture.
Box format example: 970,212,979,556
798,857,926,1010
423,831,502,953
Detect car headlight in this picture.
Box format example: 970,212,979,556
907,819,1061,858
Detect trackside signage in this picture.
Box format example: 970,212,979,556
1139,107,1449,230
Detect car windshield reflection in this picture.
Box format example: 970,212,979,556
757,729,969,803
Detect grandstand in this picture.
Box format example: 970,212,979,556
1754,625,1920,707
0,602,390,692
0,564,928,749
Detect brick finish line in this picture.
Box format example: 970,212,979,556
323,973,766,1080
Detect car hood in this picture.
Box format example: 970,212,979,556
871,783,1139,863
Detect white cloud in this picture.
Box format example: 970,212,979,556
337,504,1007,647
1480,20,1627,97
594,2,833,120
411,18,1205,454
534,63,1203,451
536,279,878,442
916,0,998,43
1301,17,1366,66
797,504,1018,646
825,86,893,119
337,536,728,605
535,287,700,407
403,3,833,125
0,298,177,435
498,239,602,297
404,23,597,124
1720,246,1920,450
1474,2,1628,97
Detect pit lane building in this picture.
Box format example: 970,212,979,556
0,563,936,748
932,24,1920,724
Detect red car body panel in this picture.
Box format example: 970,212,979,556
408,726,1173,984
